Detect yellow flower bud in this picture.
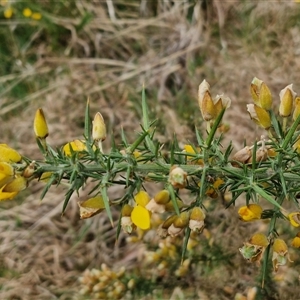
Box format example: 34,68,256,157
238,204,262,221
279,84,296,117
247,104,271,129
154,190,170,204
22,161,35,178
250,77,263,105
293,97,300,121
258,82,272,110
92,112,106,142
162,214,177,229
173,211,189,229
190,207,206,221
168,166,187,189
0,144,22,163
198,80,215,121
189,207,205,232
34,108,49,139
288,212,300,227
121,204,133,217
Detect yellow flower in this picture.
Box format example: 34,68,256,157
23,8,32,17
131,205,151,230
31,12,42,20
134,190,150,207
4,6,13,18
0,176,27,201
238,204,262,221
183,144,203,165
63,140,87,156
247,104,271,129
34,108,49,139
291,232,300,248
189,207,205,232
272,238,292,272
0,162,14,188
239,233,269,264
205,177,224,198
288,212,300,227
0,144,22,163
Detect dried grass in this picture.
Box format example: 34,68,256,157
1,1,300,299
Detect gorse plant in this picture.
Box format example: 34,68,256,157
1,78,300,292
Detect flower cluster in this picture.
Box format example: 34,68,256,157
120,189,206,238
0,145,27,200
79,264,134,300
1,1,42,20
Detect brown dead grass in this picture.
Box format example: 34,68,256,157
1,1,300,299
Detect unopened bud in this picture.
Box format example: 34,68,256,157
279,84,296,117
34,108,49,139
92,112,106,142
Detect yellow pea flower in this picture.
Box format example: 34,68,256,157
134,190,150,207
288,212,300,227
238,204,262,221
23,8,32,17
239,233,269,264
183,144,203,165
291,232,300,248
4,6,13,18
0,176,27,201
63,140,87,156
189,207,205,232
0,144,22,163
0,162,14,188
131,205,151,230
31,12,42,20
272,238,292,272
